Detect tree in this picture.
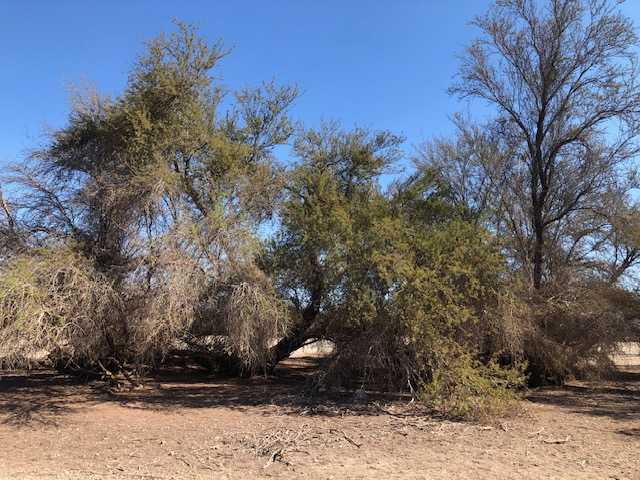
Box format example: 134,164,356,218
0,23,296,375
264,123,403,368
264,124,523,414
451,0,640,290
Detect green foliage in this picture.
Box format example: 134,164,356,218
421,356,525,421
266,123,403,331
267,125,524,417
2,22,296,375
325,215,523,409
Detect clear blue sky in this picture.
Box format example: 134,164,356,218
2,1,640,169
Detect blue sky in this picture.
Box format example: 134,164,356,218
2,1,640,170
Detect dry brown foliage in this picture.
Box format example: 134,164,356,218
0,247,123,368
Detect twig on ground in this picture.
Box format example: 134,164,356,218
329,428,362,448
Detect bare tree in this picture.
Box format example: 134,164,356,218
0,186,23,257
415,114,516,225
451,0,640,289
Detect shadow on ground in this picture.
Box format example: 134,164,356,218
0,358,411,427
2,360,639,429
0,372,97,427
526,368,640,422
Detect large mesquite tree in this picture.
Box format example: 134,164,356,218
0,23,296,373
264,124,523,413
263,123,403,367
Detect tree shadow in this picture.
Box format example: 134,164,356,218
526,369,640,423
3,363,639,429
107,359,410,417
0,359,413,427
0,372,97,427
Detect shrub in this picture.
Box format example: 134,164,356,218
0,247,123,368
421,355,525,421
318,219,526,418
521,281,640,385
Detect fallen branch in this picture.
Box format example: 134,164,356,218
106,356,141,381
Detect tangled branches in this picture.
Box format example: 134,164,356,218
0,247,123,368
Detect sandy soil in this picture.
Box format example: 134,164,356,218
0,359,638,480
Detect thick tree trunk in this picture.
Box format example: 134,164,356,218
531,166,546,291
266,295,321,373
266,327,311,373
529,129,547,292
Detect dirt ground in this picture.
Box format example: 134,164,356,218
0,358,638,480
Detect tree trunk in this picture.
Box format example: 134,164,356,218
533,224,544,290
531,179,546,290
266,295,321,373
266,327,311,373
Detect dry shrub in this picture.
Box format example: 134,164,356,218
0,247,122,368
321,325,420,393
321,328,525,421
187,264,290,375
220,271,289,374
521,281,640,384
125,226,290,374
0,235,288,376
483,289,530,359
322,320,526,420
479,279,640,385
128,241,208,362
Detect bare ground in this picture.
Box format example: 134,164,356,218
0,359,638,480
